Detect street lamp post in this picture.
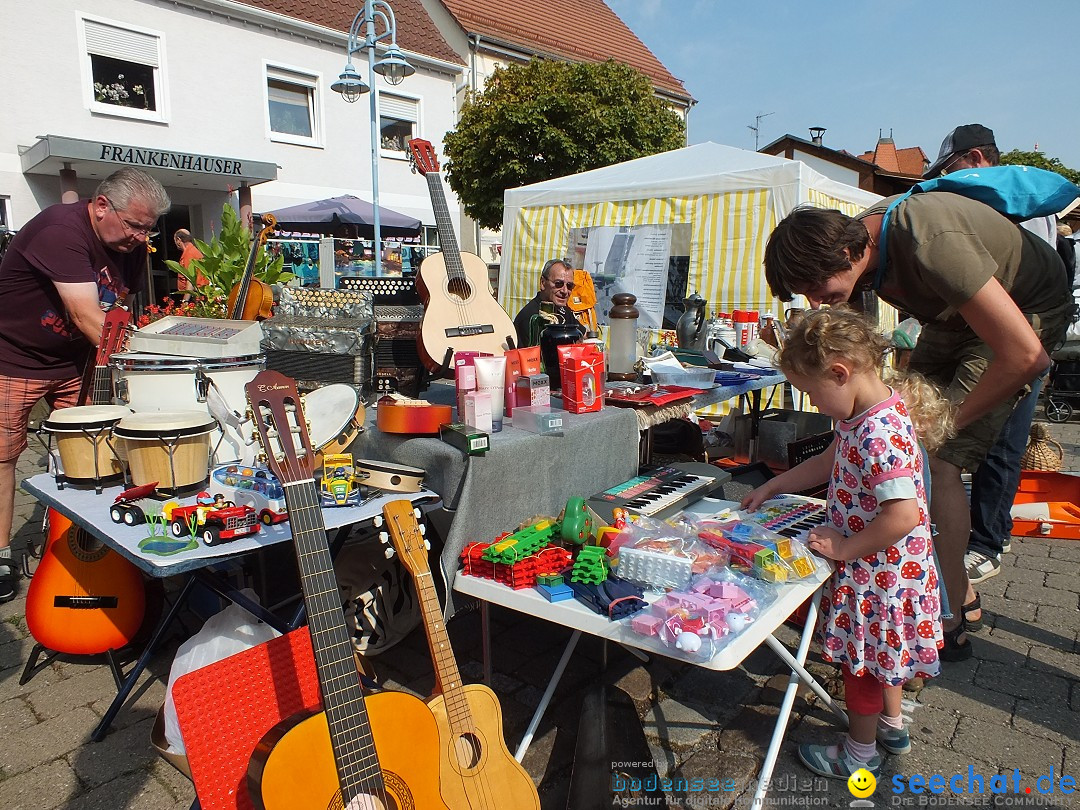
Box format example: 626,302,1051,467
332,0,415,276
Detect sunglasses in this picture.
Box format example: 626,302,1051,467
546,279,575,290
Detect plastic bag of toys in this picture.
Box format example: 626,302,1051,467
689,512,819,583
609,515,728,591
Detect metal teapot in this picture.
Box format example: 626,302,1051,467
676,292,709,351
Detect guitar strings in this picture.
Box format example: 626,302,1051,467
429,173,477,330
391,510,501,810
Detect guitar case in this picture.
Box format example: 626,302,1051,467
565,684,665,810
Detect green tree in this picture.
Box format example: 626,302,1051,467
1000,149,1080,185
443,59,687,230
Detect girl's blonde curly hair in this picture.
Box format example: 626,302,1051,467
780,307,956,452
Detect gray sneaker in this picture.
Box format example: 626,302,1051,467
965,550,1001,584
1001,537,1012,554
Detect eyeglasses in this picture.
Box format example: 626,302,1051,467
106,198,159,239
938,150,969,177
546,279,576,290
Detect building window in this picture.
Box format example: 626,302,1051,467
265,66,322,147
379,94,419,156
81,16,166,121
0,197,10,231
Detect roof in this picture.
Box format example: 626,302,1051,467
436,0,691,102
857,142,928,177
759,134,877,174
233,0,463,65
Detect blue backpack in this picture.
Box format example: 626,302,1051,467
876,165,1080,283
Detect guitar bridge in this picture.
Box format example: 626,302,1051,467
444,324,495,338
54,596,120,609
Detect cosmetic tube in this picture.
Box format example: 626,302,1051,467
473,356,507,432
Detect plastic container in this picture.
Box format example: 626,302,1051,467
651,367,716,389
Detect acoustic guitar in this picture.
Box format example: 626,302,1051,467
408,139,516,371
379,500,541,810
27,307,147,656
227,213,276,321
245,371,448,810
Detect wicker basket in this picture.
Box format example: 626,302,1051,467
1020,422,1063,472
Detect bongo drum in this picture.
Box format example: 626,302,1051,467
114,411,217,493
304,384,365,460
42,405,131,486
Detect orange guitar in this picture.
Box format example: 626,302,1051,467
376,395,452,435
27,308,146,656
379,500,541,810
245,371,448,810
408,138,516,371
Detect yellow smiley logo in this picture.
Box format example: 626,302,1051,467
848,768,876,798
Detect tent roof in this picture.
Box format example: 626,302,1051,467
502,141,880,210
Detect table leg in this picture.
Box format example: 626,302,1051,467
515,629,581,762
91,575,198,742
749,388,763,462
480,600,492,687
751,589,846,809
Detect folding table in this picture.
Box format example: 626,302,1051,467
453,496,848,808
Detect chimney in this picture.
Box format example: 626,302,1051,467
809,127,826,146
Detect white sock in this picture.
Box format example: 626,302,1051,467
878,712,904,731
844,735,878,763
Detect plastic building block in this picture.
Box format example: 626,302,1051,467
537,583,574,602
570,546,609,584
615,546,694,590
631,613,663,636
483,520,556,564
537,574,564,587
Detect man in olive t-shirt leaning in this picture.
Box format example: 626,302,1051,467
763,193,1070,663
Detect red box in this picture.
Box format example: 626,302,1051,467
558,344,605,413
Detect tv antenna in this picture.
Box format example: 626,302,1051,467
748,111,774,151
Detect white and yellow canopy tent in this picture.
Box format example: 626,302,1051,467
497,141,886,414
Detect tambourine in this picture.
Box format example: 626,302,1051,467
353,459,426,493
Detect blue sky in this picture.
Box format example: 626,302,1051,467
606,0,1078,170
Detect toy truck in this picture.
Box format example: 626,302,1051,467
109,482,165,526
163,497,259,546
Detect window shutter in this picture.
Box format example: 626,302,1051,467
380,95,417,122
85,20,160,67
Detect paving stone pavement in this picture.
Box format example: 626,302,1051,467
1,405,1078,809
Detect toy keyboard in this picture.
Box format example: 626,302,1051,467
743,495,828,540
588,462,730,523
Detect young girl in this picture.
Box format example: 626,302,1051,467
742,307,952,779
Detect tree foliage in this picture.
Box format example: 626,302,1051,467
1000,149,1080,185
443,59,687,230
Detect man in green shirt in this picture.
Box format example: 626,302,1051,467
763,193,1069,661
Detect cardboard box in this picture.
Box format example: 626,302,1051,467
733,408,833,470
558,344,605,414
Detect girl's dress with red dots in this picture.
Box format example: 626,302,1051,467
818,389,944,685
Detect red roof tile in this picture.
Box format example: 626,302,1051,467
437,0,690,100
233,0,464,65
857,144,929,178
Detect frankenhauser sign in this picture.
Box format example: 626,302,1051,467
21,135,277,191
98,143,243,175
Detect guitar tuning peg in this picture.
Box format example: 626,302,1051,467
384,547,395,559
418,524,426,536
412,508,421,519
378,531,388,544
372,515,383,527
424,540,431,551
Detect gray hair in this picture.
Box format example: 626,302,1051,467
96,168,171,216
541,258,567,280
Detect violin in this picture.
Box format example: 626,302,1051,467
227,213,277,321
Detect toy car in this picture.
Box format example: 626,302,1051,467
163,496,259,546
109,482,164,526
319,453,366,507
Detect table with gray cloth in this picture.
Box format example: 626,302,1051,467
353,388,639,615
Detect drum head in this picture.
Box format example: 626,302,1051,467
305,385,361,449
43,405,133,431
114,410,217,440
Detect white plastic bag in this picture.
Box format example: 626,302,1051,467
162,591,281,754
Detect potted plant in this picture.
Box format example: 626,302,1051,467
164,204,294,311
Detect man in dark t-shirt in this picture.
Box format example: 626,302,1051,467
512,258,579,347
0,168,170,602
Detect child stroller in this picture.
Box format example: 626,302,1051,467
1043,341,1080,423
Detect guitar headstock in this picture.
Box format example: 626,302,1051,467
97,307,132,365
408,139,440,176
380,500,429,577
245,371,315,484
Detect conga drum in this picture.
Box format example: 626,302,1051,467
42,405,132,486
114,411,217,493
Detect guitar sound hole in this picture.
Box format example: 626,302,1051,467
447,278,473,301
69,528,109,563
453,732,482,769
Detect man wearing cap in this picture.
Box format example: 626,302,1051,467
763,158,1070,661
924,124,1062,629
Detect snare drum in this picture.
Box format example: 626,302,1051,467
42,405,132,483
110,352,264,464
114,411,217,493
304,384,365,459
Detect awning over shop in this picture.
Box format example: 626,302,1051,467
21,134,278,191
